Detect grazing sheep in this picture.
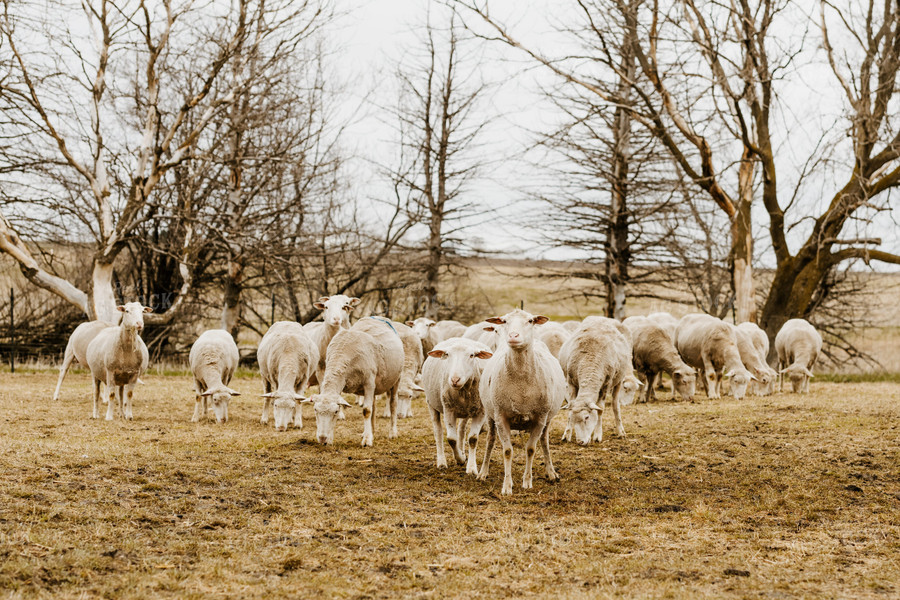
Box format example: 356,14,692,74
732,323,777,396
675,314,754,399
558,317,632,444
422,338,493,472
308,317,404,446
381,321,424,419
477,309,564,495
85,303,152,421
618,374,643,406
53,320,114,401
303,295,360,386
647,311,679,341
537,322,571,360
623,315,696,402
258,321,319,432
434,320,467,340
736,322,777,395
775,319,822,393
189,330,241,424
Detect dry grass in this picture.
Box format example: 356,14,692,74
2,371,900,598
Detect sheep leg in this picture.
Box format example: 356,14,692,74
465,414,485,475
191,380,203,422
388,386,399,439
444,410,465,465
540,423,560,482
105,376,116,420
591,404,604,444
495,416,514,496
430,407,447,468
476,418,495,481
261,380,272,424
91,378,101,419
561,411,573,442
381,392,392,418
124,384,135,421
611,382,626,437
702,355,718,399
52,344,76,401
522,422,543,491
361,382,376,447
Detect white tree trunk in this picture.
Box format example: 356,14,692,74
90,261,119,322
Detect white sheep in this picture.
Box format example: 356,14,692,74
53,319,114,401
537,321,571,360
736,321,777,395
422,337,493,472
85,303,152,420
561,320,582,333
406,317,440,355
675,314,754,399
775,319,822,393
477,309,564,495
623,315,696,402
732,323,777,396
434,320,467,340
189,329,241,424
558,316,632,444
307,317,404,446
257,321,319,432
303,295,360,386
647,311,679,341
381,321,424,418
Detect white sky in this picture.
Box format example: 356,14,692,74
332,0,900,270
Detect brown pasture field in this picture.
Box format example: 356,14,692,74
1,370,899,598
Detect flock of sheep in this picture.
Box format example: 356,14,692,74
51,295,824,496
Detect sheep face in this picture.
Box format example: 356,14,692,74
312,394,351,444
267,391,304,432
313,295,360,328
427,345,493,390
727,368,752,399
783,365,813,393
486,309,549,351
202,386,240,424
618,375,642,406
570,404,600,445
672,368,696,401
406,318,436,340
116,302,152,333
397,381,424,414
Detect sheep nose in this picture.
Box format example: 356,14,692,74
450,376,461,387
318,435,329,444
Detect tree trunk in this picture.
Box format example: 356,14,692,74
222,258,243,339
731,151,756,323
759,258,826,352
89,258,119,322
423,221,442,320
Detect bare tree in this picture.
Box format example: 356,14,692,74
387,11,489,319
0,0,331,323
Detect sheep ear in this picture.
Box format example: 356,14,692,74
427,350,446,359
405,321,415,327
483,326,495,332
226,387,241,396
485,317,504,325
560,401,569,410
533,315,550,325
749,374,759,381
348,297,361,307
292,392,306,401
588,402,602,411
412,384,425,393
200,389,213,397
116,305,126,312
804,368,814,377
316,296,330,304
724,370,736,378
298,396,313,404
779,367,789,374
635,378,645,387
427,321,435,327
474,351,493,359
143,306,153,313
313,302,326,310
261,392,277,398
337,398,352,407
